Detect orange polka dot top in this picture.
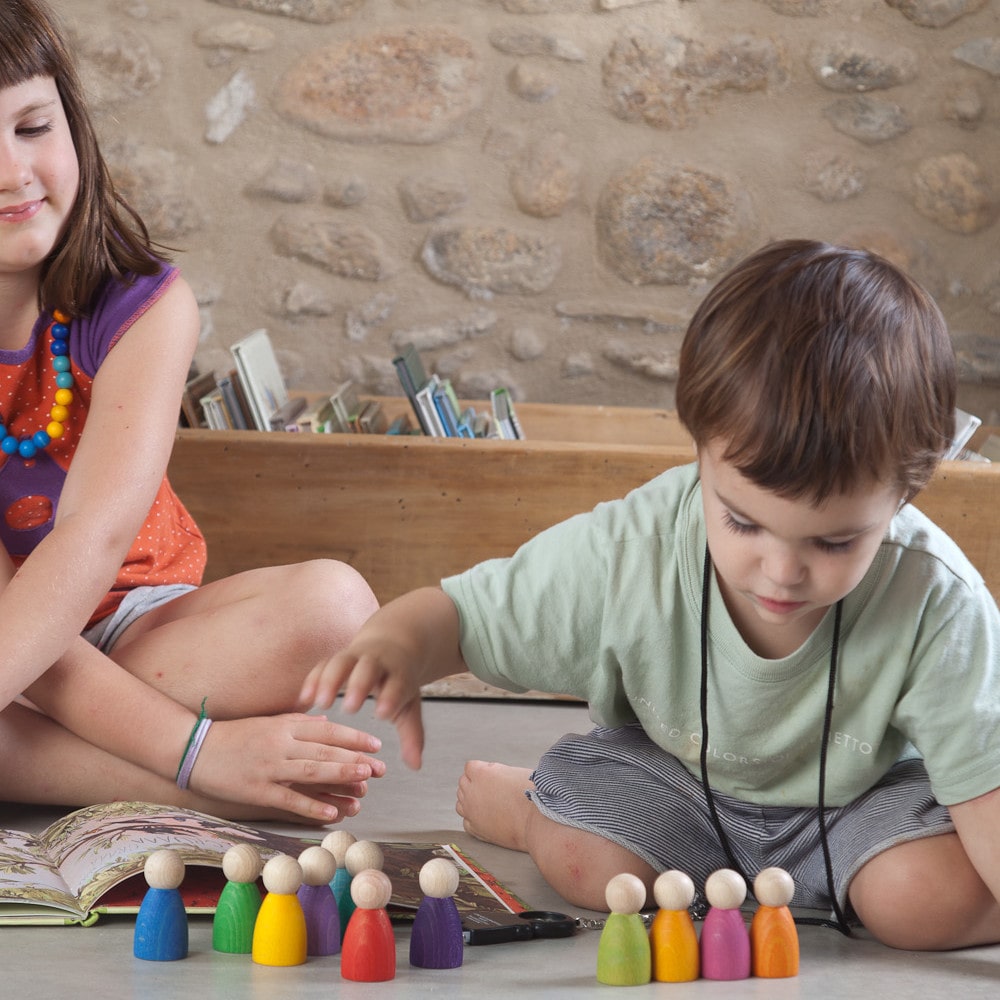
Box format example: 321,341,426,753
0,266,207,627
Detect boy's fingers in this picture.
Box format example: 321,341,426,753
393,700,425,770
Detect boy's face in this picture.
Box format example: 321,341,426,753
698,440,901,659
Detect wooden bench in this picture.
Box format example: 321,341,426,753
168,399,1000,609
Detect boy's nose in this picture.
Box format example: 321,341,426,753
762,547,806,588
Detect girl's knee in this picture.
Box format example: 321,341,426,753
280,560,379,634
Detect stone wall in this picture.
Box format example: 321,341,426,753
58,0,1000,418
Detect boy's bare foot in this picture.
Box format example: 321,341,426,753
456,760,535,852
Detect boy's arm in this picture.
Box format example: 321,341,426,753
299,586,466,769
949,789,1000,905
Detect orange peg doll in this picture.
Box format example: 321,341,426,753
751,866,799,978
649,870,700,982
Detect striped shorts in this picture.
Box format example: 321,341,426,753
528,724,954,917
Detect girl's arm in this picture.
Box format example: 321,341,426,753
0,277,200,709
25,640,385,822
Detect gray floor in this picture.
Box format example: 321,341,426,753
3,698,1000,998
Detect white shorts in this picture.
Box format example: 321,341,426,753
82,584,197,653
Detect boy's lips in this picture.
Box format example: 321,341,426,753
0,200,42,223
755,595,808,615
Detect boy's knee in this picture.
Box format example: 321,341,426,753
850,836,994,950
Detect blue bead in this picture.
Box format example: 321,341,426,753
56,372,74,389
1,436,17,455
18,438,36,459
52,355,71,372
0,425,6,439
50,339,69,356
33,430,51,449
51,323,69,339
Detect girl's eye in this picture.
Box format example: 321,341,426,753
722,511,758,536
17,122,53,138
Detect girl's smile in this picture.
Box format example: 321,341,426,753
0,76,79,276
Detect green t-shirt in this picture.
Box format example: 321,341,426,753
443,462,1000,808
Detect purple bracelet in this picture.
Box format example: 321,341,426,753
176,715,213,790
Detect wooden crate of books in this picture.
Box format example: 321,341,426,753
167,400,1000,609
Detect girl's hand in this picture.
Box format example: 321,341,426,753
189,714,385,824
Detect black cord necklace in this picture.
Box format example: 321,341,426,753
699,546,852,935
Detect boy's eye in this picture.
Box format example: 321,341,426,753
814,538,855,554
722,511,758,536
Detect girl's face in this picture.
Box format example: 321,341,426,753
0,75,79,278
699,439,901,659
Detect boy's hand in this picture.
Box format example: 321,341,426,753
297,587,466,772
190,714,385,824
299,641,427,770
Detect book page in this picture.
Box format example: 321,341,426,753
36,802,305,915
0,827,81,917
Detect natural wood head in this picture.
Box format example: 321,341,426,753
705,868,747,910
653,870,695,911
144,849,185,890
753,867,795,908
298,845,337,886
262,854,303,895
321,829,357,867
604,872,646,915
222,843,263,884
350,869,393,910
419,858,460,899
345,839,384,876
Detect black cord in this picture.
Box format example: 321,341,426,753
699,548,744,879
817,600,852,936
699,545,852,936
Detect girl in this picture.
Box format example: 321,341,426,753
0,0,384,823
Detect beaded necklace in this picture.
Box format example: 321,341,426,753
0,309,75,461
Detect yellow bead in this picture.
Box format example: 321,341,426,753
50,404,69,423
46,421,64,439
53,309,70,324
54,388,73,406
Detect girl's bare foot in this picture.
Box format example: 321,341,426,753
456,760,535,852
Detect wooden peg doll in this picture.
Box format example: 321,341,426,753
596,873,652,986
649,869,700,982
410,857,464,969
751,866,799,978
212,843,263,954
700,868,751,981
335,837,384,942
251,855,307,967
341,869,396,982
134,849,188,961
297,845,341,956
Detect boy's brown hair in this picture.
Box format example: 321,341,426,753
0,0,166,316
676,239,956,504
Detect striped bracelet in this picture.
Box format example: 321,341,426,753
176,698,213,790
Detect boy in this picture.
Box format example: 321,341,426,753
302,240,1000,950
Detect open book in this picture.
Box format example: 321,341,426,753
0,801,527,926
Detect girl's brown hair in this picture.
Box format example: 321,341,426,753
676,239,956,504
0,0,167,316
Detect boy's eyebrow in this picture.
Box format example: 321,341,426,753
715,488,879,539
